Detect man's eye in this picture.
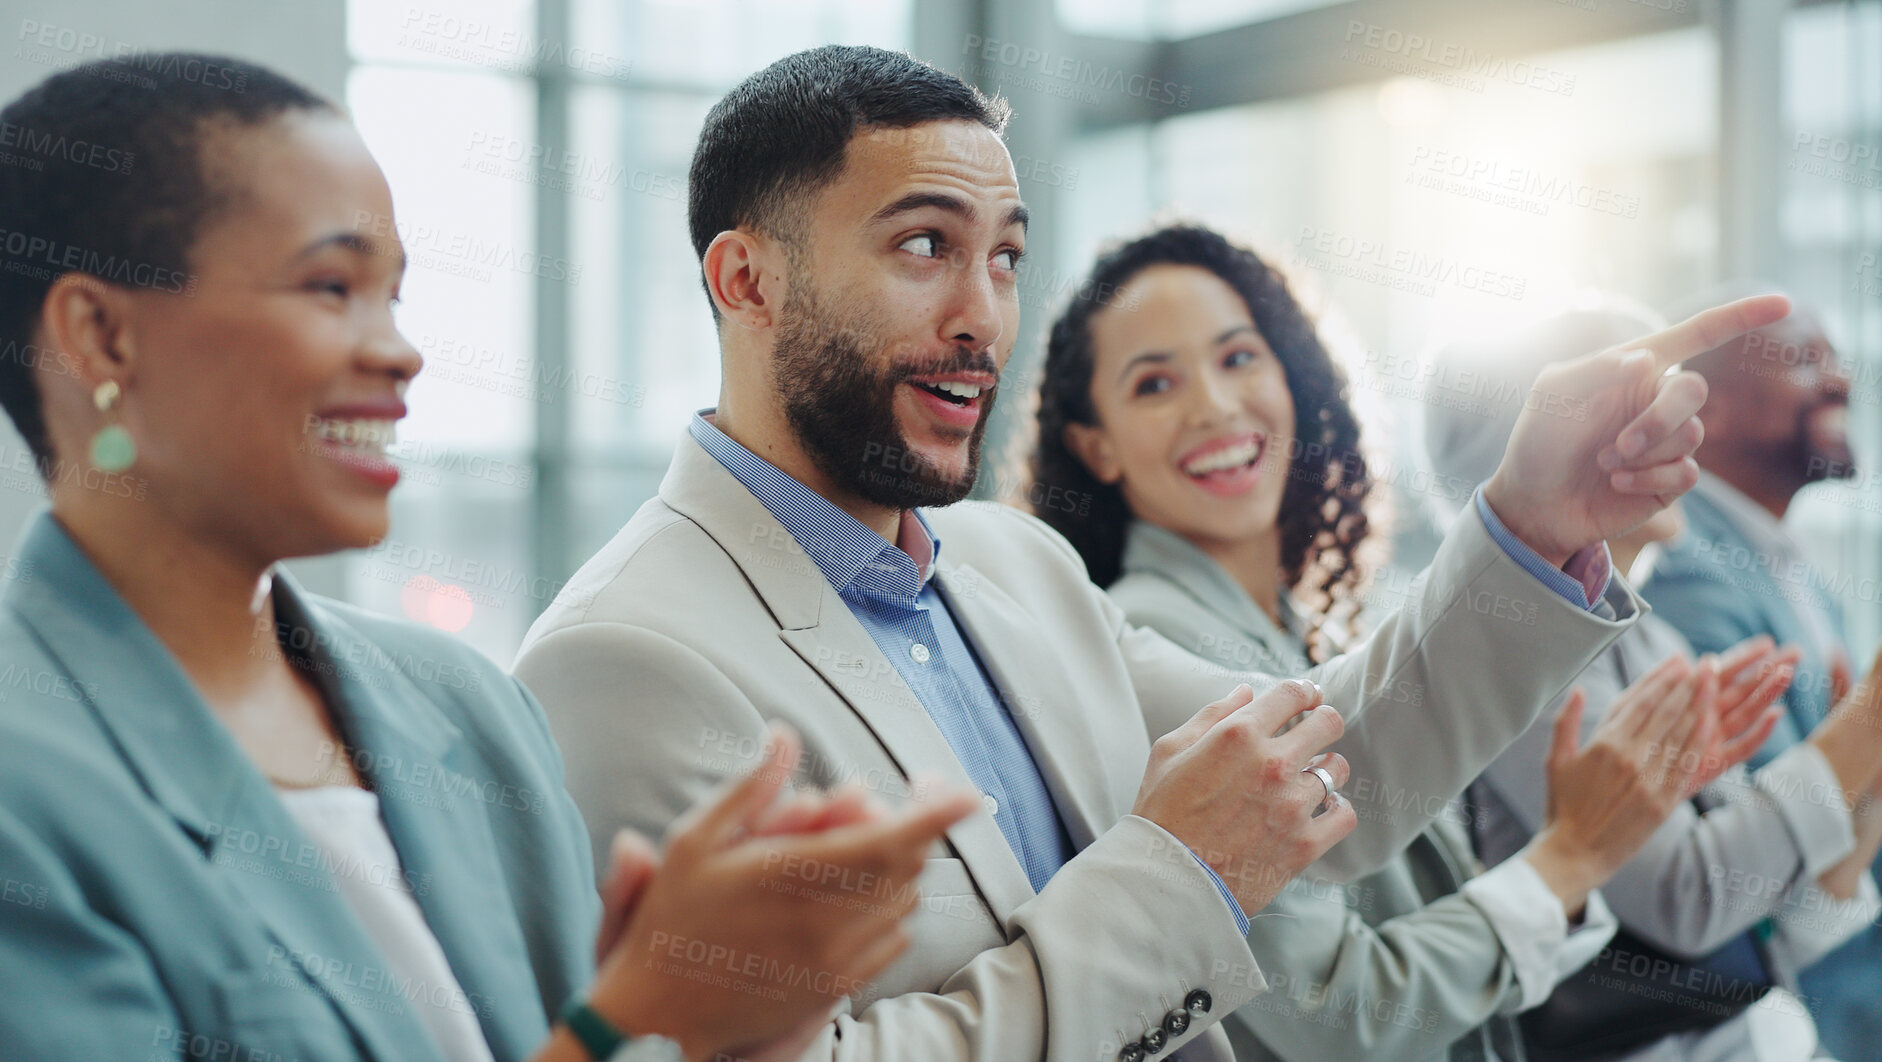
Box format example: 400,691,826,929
900,234,939,258
309,279,349,299
994,248,1023,271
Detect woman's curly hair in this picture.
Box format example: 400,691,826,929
1027,224,1373,652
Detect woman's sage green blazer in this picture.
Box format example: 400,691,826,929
0,511,601,1061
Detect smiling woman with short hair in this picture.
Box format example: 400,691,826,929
0,53,971,1062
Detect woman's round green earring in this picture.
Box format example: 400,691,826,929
89,380,137,473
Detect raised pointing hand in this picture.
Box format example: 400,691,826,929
1485,294,1791,566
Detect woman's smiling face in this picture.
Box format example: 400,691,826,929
1066,263,1296,549
58,110,422,561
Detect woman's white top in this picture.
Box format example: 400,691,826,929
276,784,499,1062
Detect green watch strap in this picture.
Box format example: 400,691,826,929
560,998,627,1061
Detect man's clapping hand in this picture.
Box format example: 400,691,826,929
1132,681,1356,915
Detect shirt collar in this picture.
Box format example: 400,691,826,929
1692,469,1797,560
689,410,940,601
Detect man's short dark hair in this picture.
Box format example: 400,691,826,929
0,54,334,472
687,44,1009,316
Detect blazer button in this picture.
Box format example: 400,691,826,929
1163,1008,1191,1035
1117,1044,1146,1062
1141,1027,1168,1055
1184,988,1213,1015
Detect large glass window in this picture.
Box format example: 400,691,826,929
342,0,1878,661
1060,26,1719,577
1783,0,1882,659
346,0,911,663
1055,0,1352,39
344,56,539,664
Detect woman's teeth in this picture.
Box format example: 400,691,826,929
1183,438,1262,476
308,417,397,452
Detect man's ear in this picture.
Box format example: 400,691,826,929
1063,420,1123,485
703,228,787,332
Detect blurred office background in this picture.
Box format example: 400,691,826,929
0,0,1876,667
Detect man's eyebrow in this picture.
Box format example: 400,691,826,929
1005,203,1030,234
868,191,978,226
294,231,407,273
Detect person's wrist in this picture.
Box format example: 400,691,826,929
1520,827,1600,920
1481,474,1573,568
559,997,691,1062
1807,719,1877,805
587,957,711,1061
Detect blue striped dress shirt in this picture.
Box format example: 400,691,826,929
690,413,1077,892
685,412,1273,931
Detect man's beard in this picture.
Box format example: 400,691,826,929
772,279,998,510
1800,401,1856,483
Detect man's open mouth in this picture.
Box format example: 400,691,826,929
912,381,984,406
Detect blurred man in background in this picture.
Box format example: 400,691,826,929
1638,293,1877,1059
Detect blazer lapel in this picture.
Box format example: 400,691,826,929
660,438,1038,923
775,612,1038,923
931,558,1116,853
272,579,543,1062
2,514,440,1062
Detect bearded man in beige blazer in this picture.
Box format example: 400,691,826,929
513,45,1789,1062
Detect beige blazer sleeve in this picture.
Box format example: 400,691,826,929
514,438,1636,1059
1106,507,1642,881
